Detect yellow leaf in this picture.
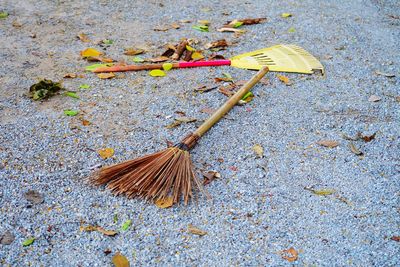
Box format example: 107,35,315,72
97,73,116,79
154,196,174,208
149,69,166,77
162,63,173,71
77,33,90,42
112,252,130,267
252,144,264,158
281,13,292,18
188,224,207,236
191,52,204,60
311,189,336,196
185,45,195,52
277,75,292,86
80,48,103,58
98,148,114,159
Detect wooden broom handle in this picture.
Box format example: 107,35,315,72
93,63,180,73
194,66,269,137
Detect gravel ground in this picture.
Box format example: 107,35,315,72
0,0,399,266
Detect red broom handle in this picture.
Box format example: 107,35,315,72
92,60,232,73
178,60,231,68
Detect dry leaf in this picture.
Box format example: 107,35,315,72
252,144,264,158
80,48,103,58
124,48,144,56
305,187,336,196
176,117,196,123
97,73,116,79
280,247,298,262
153,26,170,32
96,227,118,236
317,140,339,148
205,39,228,49
349,143,363,156
237,17,267,25
198,20,210,25
98,148,114,159
391,236,400,242
112,252,130,267
155,197,174,208
171,22,180,29
188,225,207,236
195,85,218,93
203,170,220,185
209,53,225,60
368,95,381,102
200,107,215,114
375,71,395,77
277,75,292,85
148,56,169,63
161,44,176,57
358,132,376,142
77,33,90,42
191,51,204,60
63,73,77,78
217,27,246,33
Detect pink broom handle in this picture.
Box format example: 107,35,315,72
92,60,232,73
178,60,231,68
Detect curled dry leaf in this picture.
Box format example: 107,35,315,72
317,140,339,148
349,142,363,156
368,95,381,102
203,170,220,185
63,73,77,78
277,75,292,86
98,148,115,159
80,48,103,58
155,196,174,208
252,144,264,158
77,33,90,42
358,132,376,142
112,252,130,267
97,73,116,79
195,85,218,93
205,39,228,49
148,56,169,63
123,48,144,56
280,247,298,262
188,225,207,236
375,71,395,77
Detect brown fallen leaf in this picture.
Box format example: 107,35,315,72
188,224,207,236
96,226,118,236
205,39,228,49
153,26,170,32
277,75,292,86
208,53,226,60
155,196,174,208
124,48,144,56
63,73,77,78
391,236,400,242
77,33,90,43
237,17,267,25
104,248,112,255
161,44,176,57
200,107,215,114
317,140,339,148
98,148,115,159
25,190,44,204
81,119,91,126
195,85,218,93
358,132,376,142
349,142,363,156
86,56,114,63
148,56,169,63
175,117,197,123
203,170,221,185
280,247,298,262
112,252,130,267
97,73,116,79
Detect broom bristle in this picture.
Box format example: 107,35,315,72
90,147,206,204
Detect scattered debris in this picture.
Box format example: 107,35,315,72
112,252,130,267
375,71,395,77
359,132,376,142
29,79,63,100
280,247,298,262
172,39,189,60
391,236,400,242
188,225,207,236
0,231,15,245
24,190,44,204
148,56,169,63
165,117,196,129
316,140,339,148
155,197,174,208
368,95,381,102
124,48,145,56
77,33,90,43
98,148,115,159
205,39,228,49
203,170,220,185
195,85,218,93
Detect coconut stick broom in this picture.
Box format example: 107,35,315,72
90,66,269,204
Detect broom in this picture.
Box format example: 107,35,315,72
91,66,270,204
